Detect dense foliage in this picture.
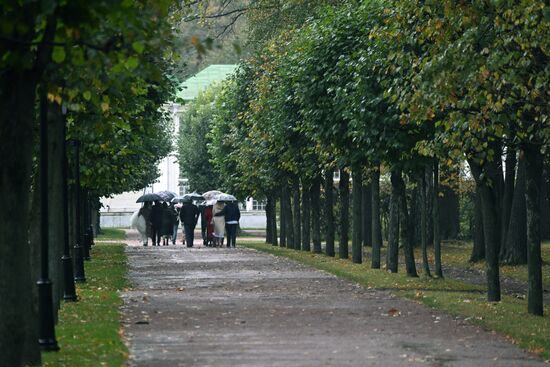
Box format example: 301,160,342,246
199,0,549,316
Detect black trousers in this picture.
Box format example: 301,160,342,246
151,225,161,245
183,223,195,247
226,224,238,247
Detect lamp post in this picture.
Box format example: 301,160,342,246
37,90,59,351
73,140,86,282
61,113,77,301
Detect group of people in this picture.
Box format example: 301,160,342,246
132,199,241,248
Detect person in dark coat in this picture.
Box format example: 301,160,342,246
150,201,163,246
214,201,241,248
179,200,199,247
160,202,174,246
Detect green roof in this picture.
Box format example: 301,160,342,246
176,64,237,101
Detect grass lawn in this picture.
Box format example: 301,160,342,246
433,240,550,287
242,241,550,361
42,243,128,367
96,228,127,241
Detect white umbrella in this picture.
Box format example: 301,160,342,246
215,193,237,202
202,190,223,200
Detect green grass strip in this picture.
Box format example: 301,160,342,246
96,228,127,241
242,241,550,360
42,243,128,366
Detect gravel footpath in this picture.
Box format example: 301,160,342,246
121,229,545,366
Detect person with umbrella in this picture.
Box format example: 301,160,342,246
179,198,199,247
214,199,241,248
150,200,163,246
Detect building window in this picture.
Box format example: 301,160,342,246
252,200,266,211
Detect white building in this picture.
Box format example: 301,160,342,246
100,65,266,229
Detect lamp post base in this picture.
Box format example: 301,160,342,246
37,279,59,351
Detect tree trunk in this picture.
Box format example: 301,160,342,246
48,101,65,317
395,172,418,277
439,168,460,240
280,188,286,247
420,170,431,277
0,71,42,366
371,167,382,269
352,165,363,264
425,165,434,245
501,156,527,265
386,170,400,273
265,196,272,244
362,180,372,246
338,169,350,259
469,159,501,302
283,184,294,249
293,181,301,251
524,144,543,316
311,176,322,254
500,147,517,257
470,187,485,262
272,196,278,246
324,170,335,257
302,181,311,252
433,161,443,278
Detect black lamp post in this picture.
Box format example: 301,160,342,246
61,114,77,301
73,140,86,282
37,91,59,351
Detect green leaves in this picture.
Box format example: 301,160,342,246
52,46,66,63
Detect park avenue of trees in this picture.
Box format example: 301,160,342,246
0,0,548,366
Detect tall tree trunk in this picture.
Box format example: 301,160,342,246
425,165,434,245
395,172,418,277
283,184,294,249
293,181,301,251
470,187,485,262
48,101,65,317
411,185,421,246
501,156,527,265
419,170,431,277
280,188,286,248
265,196,273,244
371,167,382,269
386,170,400,273
469,159,501,302
352,165,363,264
524,144,543,316
439,167,460,240
0,72,42,366
272,196,278,246
324,170,335,257
311,176,322,254
433,161,443,278
500,147,517,257
338,169,350,259
362,180,372,246
302,181,311,252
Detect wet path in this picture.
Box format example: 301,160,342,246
121,230,544,366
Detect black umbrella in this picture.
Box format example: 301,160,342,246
156,190,177,202
136,193,162,203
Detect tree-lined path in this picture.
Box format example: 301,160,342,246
121,233,544,366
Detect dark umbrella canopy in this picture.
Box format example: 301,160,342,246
136,193,162,203
156,190,177,202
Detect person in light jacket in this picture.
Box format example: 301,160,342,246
214,201,241,248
